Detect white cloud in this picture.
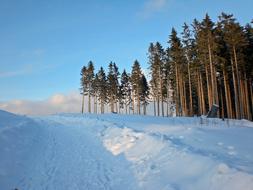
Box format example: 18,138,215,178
138,0,170,18
0,91,83,115
0,91,174,116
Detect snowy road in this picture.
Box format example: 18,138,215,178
1,111,253,190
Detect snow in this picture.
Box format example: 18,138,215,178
0,110,253,190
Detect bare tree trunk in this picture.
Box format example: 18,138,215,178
197,70,206,115
166,79,170,117
219,77,224,119
205,64,212,110
213,66,219,105
81,93,85,114
241,76,250,120
157,96,160,116
143,103,146,115
88,90,91,113
179,75,183,116
179,74,184,116
208,41,219,110
166,100,169,117
227,83,233,118
244,78,250,120
115,101,118,113
231,57,240,119
200,72,206,115
100,100,103,114
110,98,113,113
250,79,253,120
181,76,185,116
94,96,96,114
240,78,246,119
154,99,156,116
223,68,232,118
161,85,164,117
118,103,121,114
233,46,242,119
213,66,220,118
166,79,169,117
187,62,193,116
138,97,140,115
212,63,219,112
175,65,180,116
132,94,135,114
161,101,164,117
208,42,215,107
197,71,202,115
183,81,188,116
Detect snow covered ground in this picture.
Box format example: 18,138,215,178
0,110,253,190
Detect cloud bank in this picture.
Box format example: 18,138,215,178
0,91,83,115
0,91,174,116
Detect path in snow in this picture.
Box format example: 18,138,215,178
0,112,137,190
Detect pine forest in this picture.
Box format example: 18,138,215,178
80,13,253,120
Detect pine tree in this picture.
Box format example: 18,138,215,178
120,70,132,114
140,74,149,115
92,74,99,114
164,47,173,116
86,61,95,113
182,23,194,116
148,43,158,116
80,61,94,114
168,28,187,116
97,67,107,113
148,42,166,116
244,23,253,120
107,62,120,113
219,13,248,119
196,14,219,112
80,66,87,114
131,60,142,114
155,42,166,117
191,19,206,115
215,21,233,118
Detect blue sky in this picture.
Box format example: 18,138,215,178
0,0,252,102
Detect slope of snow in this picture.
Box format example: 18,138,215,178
0,110,253,190
98,114,253,190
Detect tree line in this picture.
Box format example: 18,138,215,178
80,60,149,115
80,13,253,120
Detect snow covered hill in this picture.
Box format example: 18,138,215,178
0,110,253,190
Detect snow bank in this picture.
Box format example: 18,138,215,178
100,114,253,190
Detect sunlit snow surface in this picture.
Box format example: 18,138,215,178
0,110,253,190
